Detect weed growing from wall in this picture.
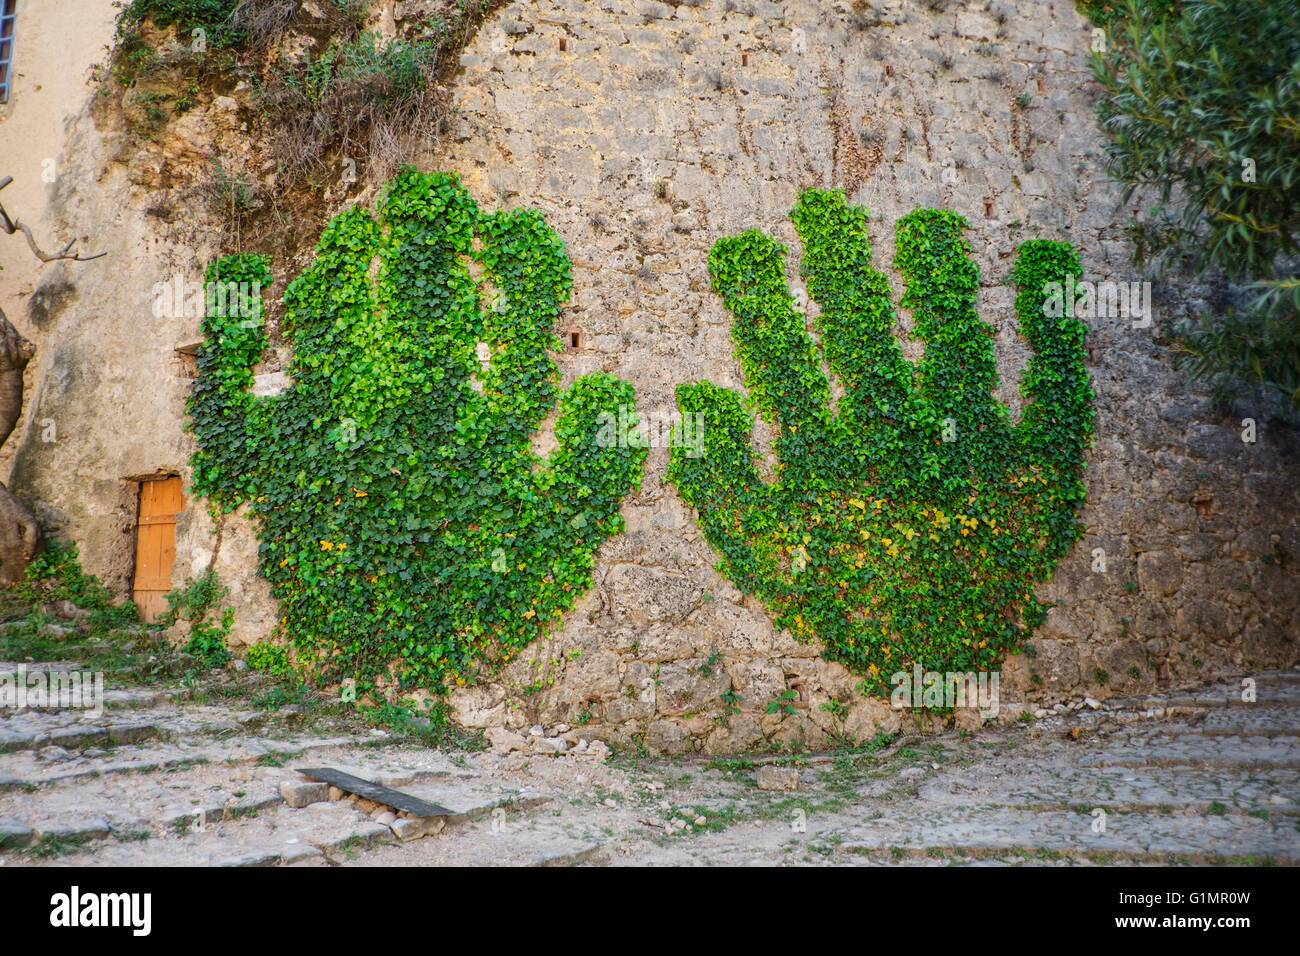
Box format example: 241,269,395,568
189,168,646,699
669,189,1093,693
157,570,235,668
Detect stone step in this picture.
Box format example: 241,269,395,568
826,805,1299,864
833,845,1259,865
1135,674,1300,709
0,759,289,848
914,763,1300,813
0,662,186,714
0,696,262,755
1075,731,1300,769
0,732,371,789
1034,706,1299,736
1198,708,1300,734
332,814,606,867
24,802,396,866
287,760,553,824
13,787,554,866
1,746,554,863
0,719,164,754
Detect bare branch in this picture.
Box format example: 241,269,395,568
0,175,105,263
5,218,106,262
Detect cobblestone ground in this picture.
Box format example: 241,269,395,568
2,665,1296,867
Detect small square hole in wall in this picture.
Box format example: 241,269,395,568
789,678,810,709
565,328,583,352
174,342,201,379
1192,488,1215,517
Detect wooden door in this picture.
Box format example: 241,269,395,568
132,477,184,622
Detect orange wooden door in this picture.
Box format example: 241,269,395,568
133,477,184,622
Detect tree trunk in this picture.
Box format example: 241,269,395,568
0,305,40,584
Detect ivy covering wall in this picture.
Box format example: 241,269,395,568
189,168,646,698
669,189,1093,693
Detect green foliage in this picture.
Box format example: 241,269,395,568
766,689,799,716
1076,0,1181,27
669,189,1093,693
116,0,244,49
358,697,486,749
699,648,723,677
1178,279,1300,413
245,641,293,677
203,159,258,213
159,570,234,668
159,568,220,621
253,17,499,188
188,168,645,700
270,32,436,113
820,698,848,718
115,0,371,50
0,543,208,684
182,608,233,668
1090,0,1300,407
14,542,141,630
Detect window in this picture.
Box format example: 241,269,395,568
0,0,15,104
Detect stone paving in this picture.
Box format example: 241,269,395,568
1,665,1296,866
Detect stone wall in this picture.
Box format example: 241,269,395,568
434,0,1299,752
4,0,1296,754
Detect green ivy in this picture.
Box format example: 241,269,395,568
189,168,646,699
1075,0,1182,27
668,189,1093,694
245,641,293,678
158,570,234,668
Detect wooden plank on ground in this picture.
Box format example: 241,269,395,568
294,768,455,818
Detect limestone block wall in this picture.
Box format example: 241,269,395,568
434,0,1299,752
2,0,1295,754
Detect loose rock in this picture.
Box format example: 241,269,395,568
757,766,799,791
280,780,329,809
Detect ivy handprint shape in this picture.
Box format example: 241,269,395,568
189,169,646,696
669,189,1093,692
